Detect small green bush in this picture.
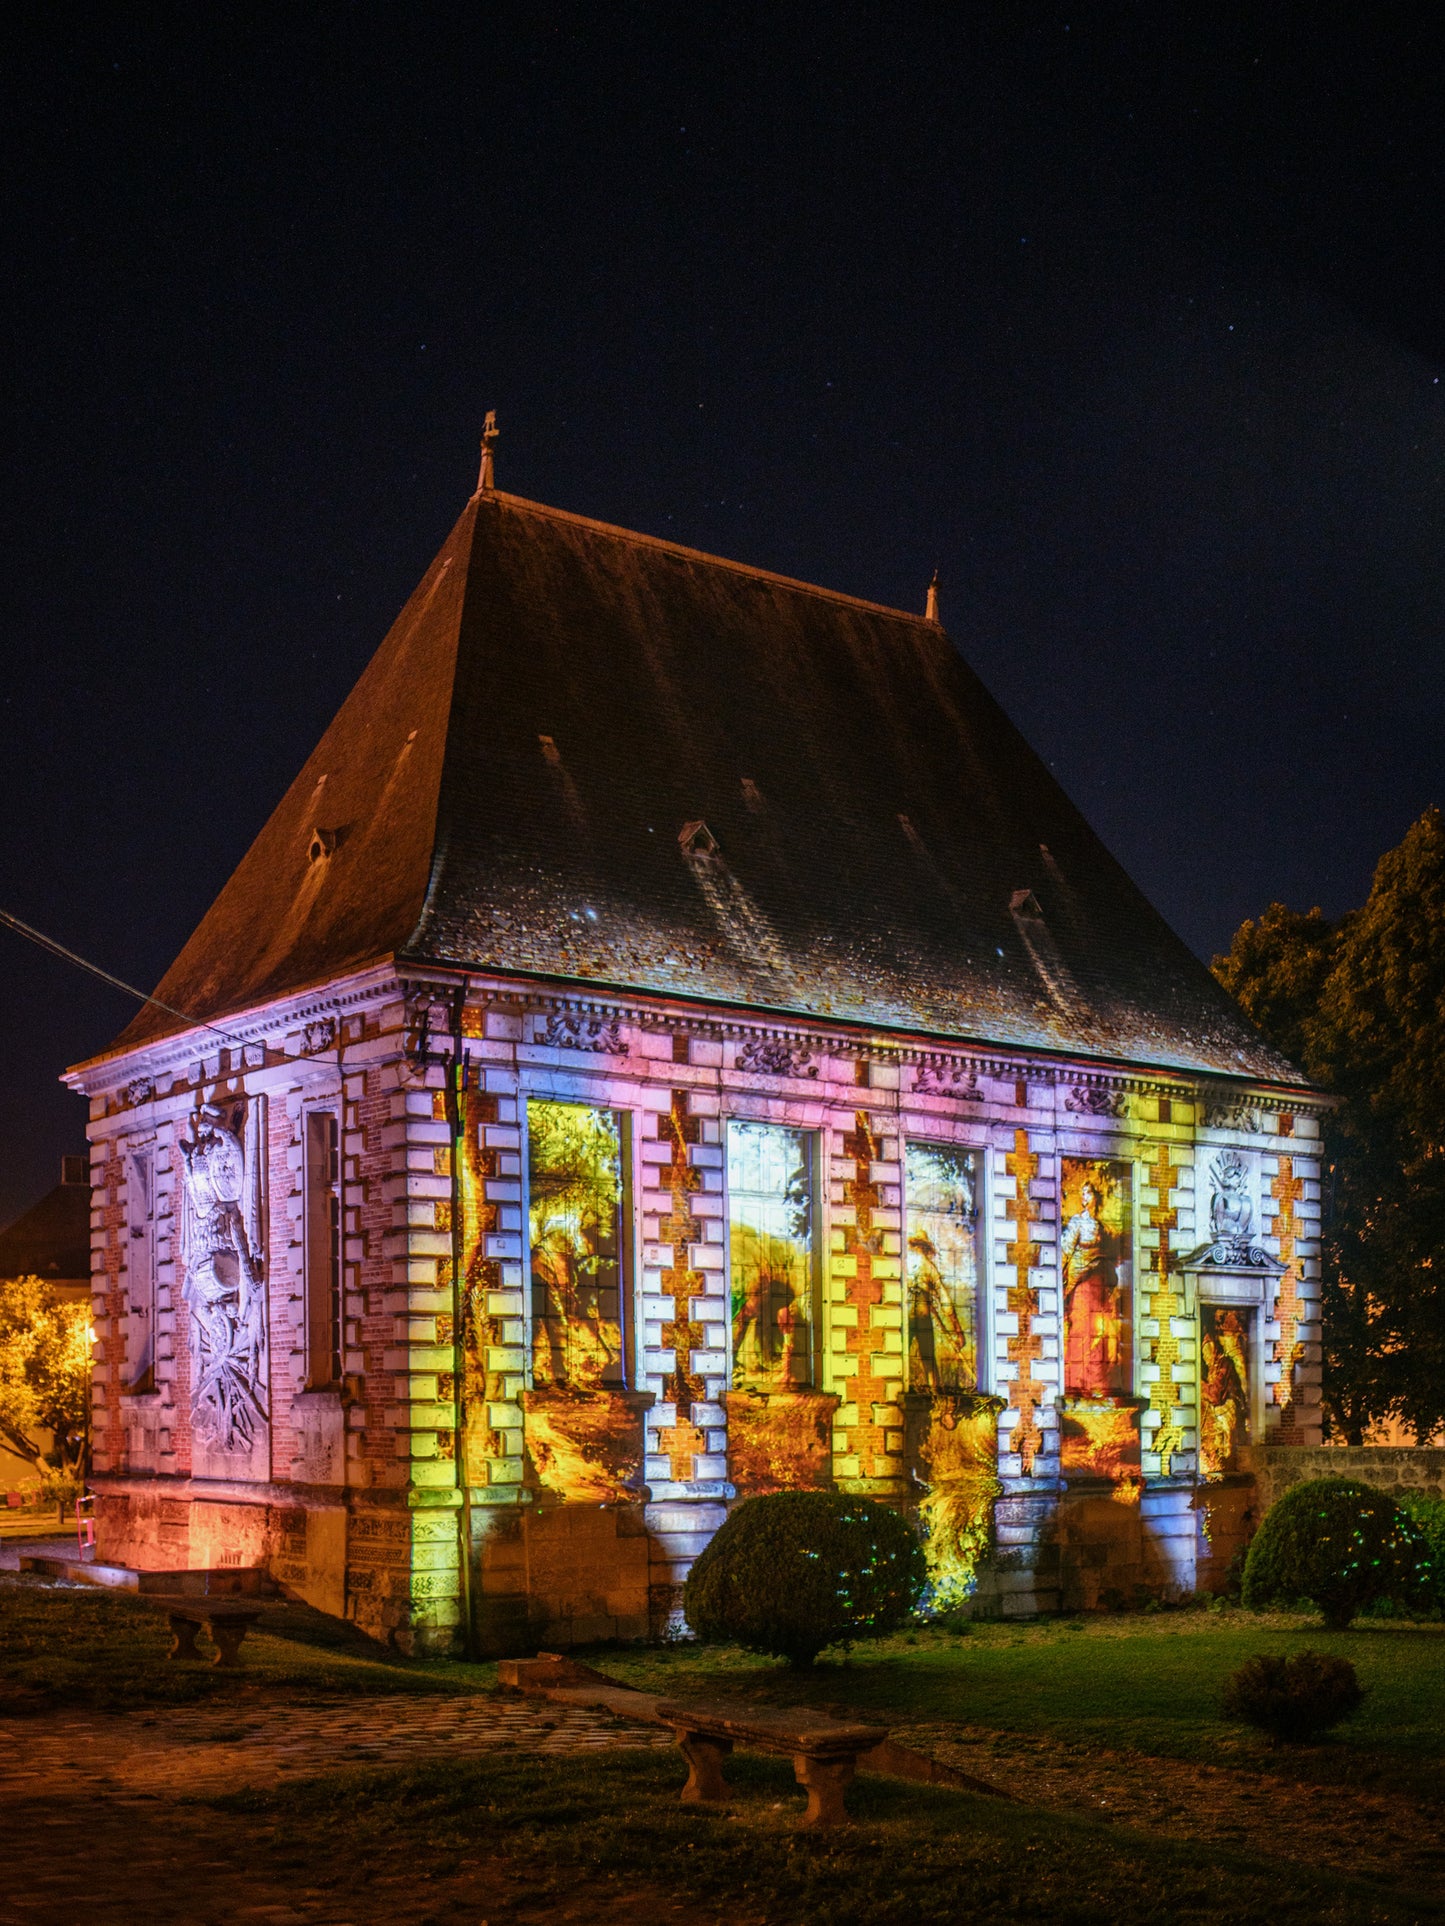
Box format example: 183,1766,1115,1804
1399,1493,1445,1610
683,1491,927,1667
1241,1477,1432,1629
1222,1651,1364,1743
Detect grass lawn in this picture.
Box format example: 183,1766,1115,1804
0,1571,493,1709
213,1744,1443,1926
600,1608,1445,1790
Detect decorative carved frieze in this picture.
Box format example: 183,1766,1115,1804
914,1061,982,1097
179,1099,268,1453
1203,1098,1261,1133
123,1077,155,1109
735,1036,817,1078
536,1012,628,1054
1065,1084,1128,1119
302,1017,337,1054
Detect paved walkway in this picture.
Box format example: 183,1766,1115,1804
0,1690,672,1800
2,1689,692,1926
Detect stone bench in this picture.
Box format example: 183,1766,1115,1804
654,1697,889,1827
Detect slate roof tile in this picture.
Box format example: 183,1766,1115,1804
103,489,1299,1084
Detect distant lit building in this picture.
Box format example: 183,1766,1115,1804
67,464,1321,1650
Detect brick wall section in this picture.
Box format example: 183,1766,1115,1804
90,1142,125,1471
1139,1139,1190,1479
469,1047,527,1498
640,1084,728,1497
996,1125,1051,1479
1261,1113,1324,1446
155,1120,188,1474
353,1064,399,1481
830,1109,907,1493
268,1094,305,1478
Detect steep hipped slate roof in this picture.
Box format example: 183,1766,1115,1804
109,489,1298,1082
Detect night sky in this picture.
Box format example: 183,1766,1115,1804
1,5,1442,1225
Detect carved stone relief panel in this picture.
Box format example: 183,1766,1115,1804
179,1098,269,1475
1183,1147,1280,1271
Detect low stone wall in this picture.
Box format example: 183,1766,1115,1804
1248,1445,1445,1515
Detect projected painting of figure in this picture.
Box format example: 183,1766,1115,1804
905,1142,980,1392
727,1121,815,1390
1061,1158,1133,1399
1200,1303,1251,1479
527,1100,625,1390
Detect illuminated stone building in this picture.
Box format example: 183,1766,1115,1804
67,458,1322,1650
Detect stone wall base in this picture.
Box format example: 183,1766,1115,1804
90,1482,399,1642
101,1460,1412,1653
1246,1445,1445,1515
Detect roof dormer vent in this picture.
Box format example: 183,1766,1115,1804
1010,888,1043,919
679,820,719,859
309,826,339,866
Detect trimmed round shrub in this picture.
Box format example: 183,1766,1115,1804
1222,1651,1364,1743
1241,1477,1433,1629
1399,1494,1445,1611
683,1492,927,1667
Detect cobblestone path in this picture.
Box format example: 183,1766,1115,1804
4,1694,692,1925
0,1690,671,1799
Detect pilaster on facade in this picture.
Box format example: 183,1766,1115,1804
1138,1137,1194,1481
1260,1114,1324,1447
828,1110,907,1495
640,1084,728,1501
462,1057,529,1501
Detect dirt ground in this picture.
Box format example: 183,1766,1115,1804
908,1719,1445,1895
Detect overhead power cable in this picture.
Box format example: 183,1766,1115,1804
0,906,253,1050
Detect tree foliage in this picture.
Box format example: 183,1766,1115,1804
0,1274,91,1501
1213,807,1445,1440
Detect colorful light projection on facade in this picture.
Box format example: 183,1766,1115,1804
1003,1129,1045,1473
655,1090,708,1485
904,1142,979,1393
727,1121,815,1390
1060,1157,1133,1400
1271,1141,1306,1443
725,1119,837,1494
838,1111,904,1490
1143,1142,1186,1476
528,1101,625,1389
726,1389,837,1495
523,1100,645,1501
915,1392,1003,1606
451,1078,506,1484
1060,1401,1142,1494
1199,1302,1251,1479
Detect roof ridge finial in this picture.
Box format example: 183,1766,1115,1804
924,568,941,625
477,410,499,492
